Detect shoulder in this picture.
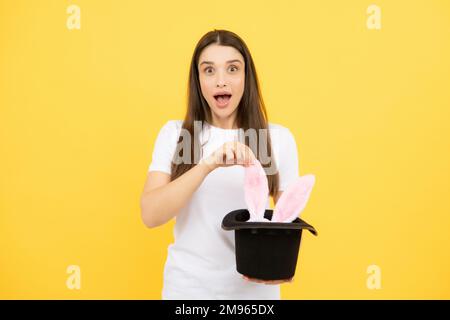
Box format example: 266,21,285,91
159,119,183,135
268,122,288,131
268,122,295,141
154,120,184,145
162,119,183,130
267,122,298,160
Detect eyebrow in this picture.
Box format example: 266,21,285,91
199,59,243,67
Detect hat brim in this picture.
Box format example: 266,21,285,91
221,209,318,236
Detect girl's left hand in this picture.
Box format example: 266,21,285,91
242,275,294,284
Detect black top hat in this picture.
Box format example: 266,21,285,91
222,209,318,281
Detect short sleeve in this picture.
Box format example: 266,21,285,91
148,120,178,174
277,128,299,191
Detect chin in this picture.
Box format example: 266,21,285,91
217,109,236,117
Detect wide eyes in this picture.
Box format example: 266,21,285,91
203,65,239,74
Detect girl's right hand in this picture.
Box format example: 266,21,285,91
199,140,257,172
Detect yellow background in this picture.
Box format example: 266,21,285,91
1,0,449,299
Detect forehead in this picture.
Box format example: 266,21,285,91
198,44,244,65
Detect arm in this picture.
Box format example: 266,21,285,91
141,140,255,228
140,161,213,228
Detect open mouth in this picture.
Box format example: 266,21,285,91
213,94,232,105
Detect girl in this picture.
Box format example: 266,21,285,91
140,29,299,299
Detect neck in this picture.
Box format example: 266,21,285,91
210,113,238,129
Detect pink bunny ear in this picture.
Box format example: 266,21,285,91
272,174,316,223
244,159,270,222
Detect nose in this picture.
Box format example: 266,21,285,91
216,70,227,88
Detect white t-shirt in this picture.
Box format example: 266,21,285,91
148,120,299,300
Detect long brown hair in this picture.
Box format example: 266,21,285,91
170,29,279,197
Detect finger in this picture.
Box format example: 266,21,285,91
272,278,293,284
244,276,256,282
245,277,265,284
219,143,232,165
232,141,241,164
273,278,293,284
243,147,255,166
215,150,225,165
237,145,250,165
235,146,245,165
244,277,293,285
225,147,235,165
243,146,256,165
251,279,265,284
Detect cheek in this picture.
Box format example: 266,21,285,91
199,78,214,100
232,77,245,96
